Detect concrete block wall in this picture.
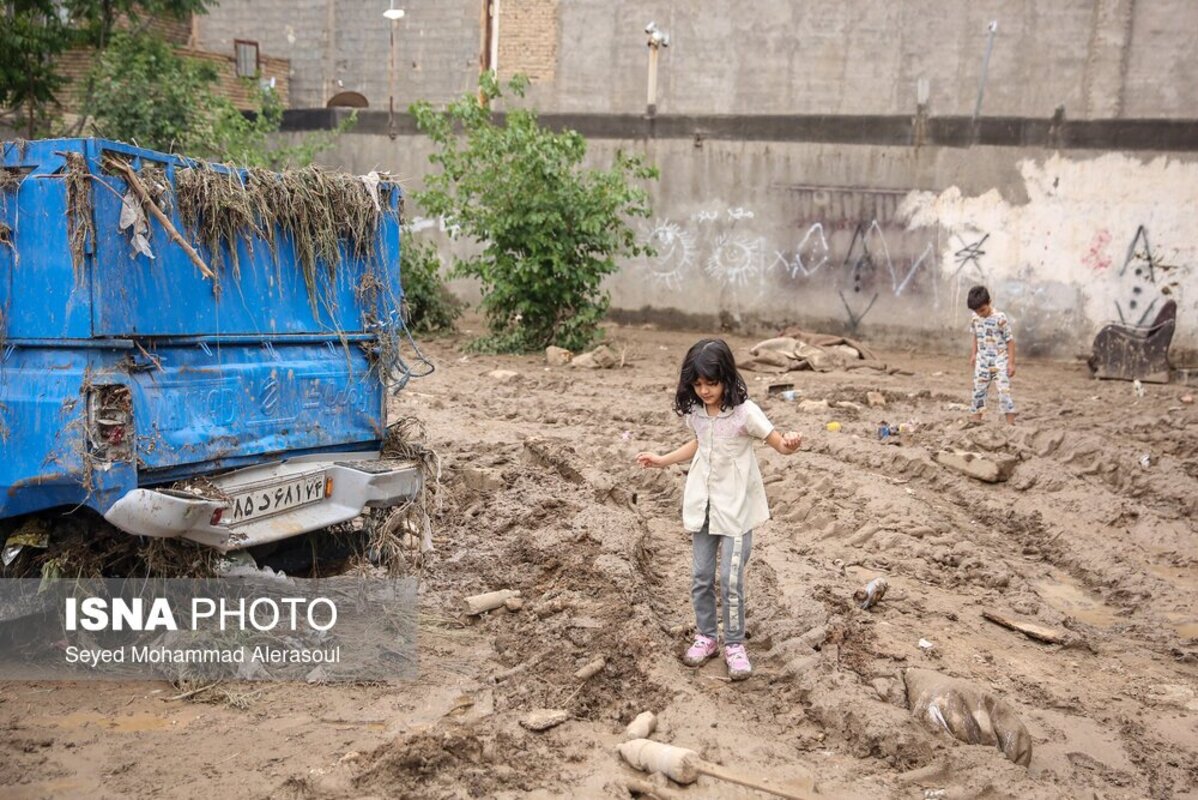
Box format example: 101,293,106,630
202,1,1198,119
532,0,1198,118
194,1,482,110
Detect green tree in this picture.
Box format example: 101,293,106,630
411,73,657,353
0,2,72,138
85,33,350,167
1,1,208,137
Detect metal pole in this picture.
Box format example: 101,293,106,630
972,21,998,123
647,45,659,117
490,0,500,77
388,20,397,139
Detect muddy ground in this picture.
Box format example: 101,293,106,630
2,320,1196,799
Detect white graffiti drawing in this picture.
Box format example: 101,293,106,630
641,219,696,290
706,234,763,286
895,243,935,297
845,220,933,297
690,210,720,223
773,223,832,278
726,207,755,221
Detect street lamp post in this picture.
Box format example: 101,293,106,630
383,2,405,139
644,22,669,118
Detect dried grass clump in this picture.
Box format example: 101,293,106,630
0,167,21,193
6,516,222,580
175,164,397,310
64,152,94,283
138,164,173,212
367,417,442,571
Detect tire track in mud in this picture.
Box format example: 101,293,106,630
787,414,1197,799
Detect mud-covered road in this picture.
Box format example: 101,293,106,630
3,321,1196,799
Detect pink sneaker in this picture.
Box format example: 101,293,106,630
724,644,752,680
682,634,719,667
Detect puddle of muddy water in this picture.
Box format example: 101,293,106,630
6,779,88,800
1034,571,1120,628
1165,614,1198,641
36,710,195,733
1148,563,1198,639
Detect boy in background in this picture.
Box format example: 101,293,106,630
967,285,1017,425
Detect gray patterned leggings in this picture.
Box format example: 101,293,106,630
691,517,753,645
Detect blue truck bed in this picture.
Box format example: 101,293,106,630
0,138,420,550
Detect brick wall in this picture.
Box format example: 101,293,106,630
497,0,558,83
51,46,290,115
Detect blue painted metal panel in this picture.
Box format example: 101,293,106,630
0,346,136,517
0,140,94,339
131,340,384,474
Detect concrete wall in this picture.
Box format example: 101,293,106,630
201,1,1198,119
194,0,481,110
234,0,1198,363
283,126,1197,361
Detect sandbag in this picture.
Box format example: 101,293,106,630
903,668,1033,766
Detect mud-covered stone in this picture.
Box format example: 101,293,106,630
903,668,1033,766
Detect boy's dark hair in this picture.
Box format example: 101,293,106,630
967,285,991,311
673,338,748,415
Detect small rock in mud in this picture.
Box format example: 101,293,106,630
520,709,569,731
488,369,521,384
545,346,572,366
571,345,618,369
867,391,887,408
935,449,1018,483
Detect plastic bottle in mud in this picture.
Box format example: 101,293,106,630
854,577,889,610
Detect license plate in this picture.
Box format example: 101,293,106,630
225,472,326,526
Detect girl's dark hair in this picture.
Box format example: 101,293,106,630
673,338,748,415
967,285,991,311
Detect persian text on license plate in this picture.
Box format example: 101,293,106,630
226,472,327,525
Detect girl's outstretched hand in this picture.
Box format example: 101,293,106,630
779,431,802,454
635,452,665,468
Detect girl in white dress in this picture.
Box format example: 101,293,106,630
636,339,801,680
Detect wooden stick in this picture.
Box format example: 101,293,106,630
698,761,816,800
163,681,220,702
981,609,1068,645
618,739,816,800
109,160,216,280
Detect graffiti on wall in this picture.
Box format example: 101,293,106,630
1113,225,1176,326
772,224,831,278
641,219,695,290
952,233,990,280
634,193,939,332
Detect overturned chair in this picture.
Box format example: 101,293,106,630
1088,299,1176,383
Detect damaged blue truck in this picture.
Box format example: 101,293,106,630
0,138,425,570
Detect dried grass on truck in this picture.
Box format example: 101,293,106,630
174,164,398,311
64,152,94,284
363,417,442,572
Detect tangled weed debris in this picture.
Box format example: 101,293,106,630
64,152,94,284
174,164,398,310
366,417,442,570
1,515,222,580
